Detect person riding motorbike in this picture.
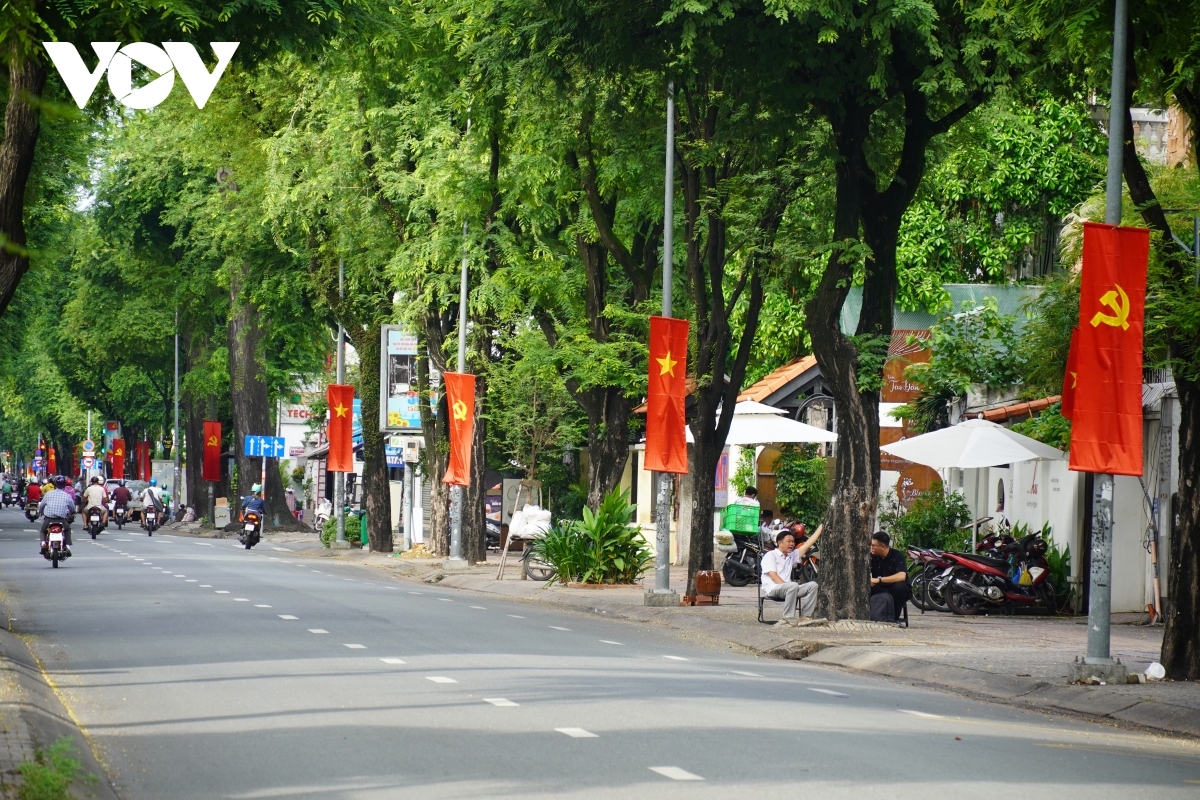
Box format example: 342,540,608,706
82,476,109,525
140,478,165,523
111,479,133,515
25,480,41,504
37,475,75,555
1,476,13,504
240,484,266,517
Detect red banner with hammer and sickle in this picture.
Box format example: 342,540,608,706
326,384,355,473
202,423,221,482
645,315,690,474
1069,222,1149,476
111,438,126,480
441,372,476,487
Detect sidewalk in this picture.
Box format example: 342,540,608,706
264,537,1200,741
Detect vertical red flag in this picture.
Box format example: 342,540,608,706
202,423,221,482
137,441,151,480
47,447,57,474
111,439,125,480
441,372,476,486
327,384,355,473
645,316,689,474
1060,327,1080,421
1069,222,1149,476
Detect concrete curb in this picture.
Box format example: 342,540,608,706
0,625,120,799
805,646,1200,739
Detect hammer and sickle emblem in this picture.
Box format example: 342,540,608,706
452,400,469,421
206,436,218,447
1089,284,1130,331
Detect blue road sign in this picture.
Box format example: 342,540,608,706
243,435,287,458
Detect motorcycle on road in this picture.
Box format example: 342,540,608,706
85,506,105,540
24,502,40,522
42,520,71,568
142,506,160,535
239,510,262,549
111,503,128,529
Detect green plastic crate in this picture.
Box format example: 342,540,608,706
722,503,759,534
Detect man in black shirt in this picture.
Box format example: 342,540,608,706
869,531,911,623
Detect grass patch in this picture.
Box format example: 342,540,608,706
16,736,95,800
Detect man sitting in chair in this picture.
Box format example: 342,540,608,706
869,531,912,623
761,525,824,627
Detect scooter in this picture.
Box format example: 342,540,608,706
111,503,128,529
1,490,15,507
941,531,1056,615
24,501,40,522
85,506,105,540
239,510,262,550
42,520,71,568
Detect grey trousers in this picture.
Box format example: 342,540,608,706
763,580,817,618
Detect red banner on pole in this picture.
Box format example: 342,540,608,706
136,441,151,481
1060,327,1080,421
47,447,57,475
111,439,125,480
202,422,221,482
441,372,476,487
1068,222,1149,476
326,384,355,473
645,316,689,474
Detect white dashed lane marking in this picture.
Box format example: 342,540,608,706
215,591,230,595
426,677,456,684
380,658,406,665
808,688,848,698
507,615,525,619
344,644,366,649
662,655,689,661
278,615,298,620
255,604,272,608
556,728,598,738
731,671,762,677
899,709,943,719
470,606,487,610
549,626,570,631
649,767,704,781
308,629,328,634
483,698,518,707
599,640,623,646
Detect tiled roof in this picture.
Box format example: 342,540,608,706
982,395,1060,423
737,356,819,403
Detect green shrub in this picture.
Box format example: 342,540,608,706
18,737,94,800
532,489,652,585
321,512,361,548
878,482,971,552
1011,402,1072,450
774,444,830,525
730,447,756,496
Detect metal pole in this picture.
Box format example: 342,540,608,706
447,215,469,568
173,309,181,516
649,83,678,604
402,463,413,551
1081,0,1128,671
336,259,346,543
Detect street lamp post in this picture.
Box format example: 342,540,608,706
335,258,347,544
446,216,469,569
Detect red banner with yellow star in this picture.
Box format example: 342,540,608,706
646,315,689,474
327,384,355,473
111,438,126,480
1069,223,1149,476
442,372,475,487
1060,327,1079,421
202,423,221,482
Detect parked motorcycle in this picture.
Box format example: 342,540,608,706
24,502,39,522
42,520,70,568
520,545,554,581
941,530,1056,615
239,510,262,549
486,519,502,551
85,506,105,540
721,532,766,587
906,547,956,612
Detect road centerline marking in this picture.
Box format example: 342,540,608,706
308,629,328,634
380,658,406,665
484,698,518,707
808,688,848,698
278,615,298,620
549,626,570,631
344,644,366,649
425,676,456,684
662,655,688,661
556,728,597,738
649,767,703,781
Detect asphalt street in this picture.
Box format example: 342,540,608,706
0,505,1197,799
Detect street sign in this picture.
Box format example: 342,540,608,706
82,456,94,468
243,435,287,458
82,439,95,454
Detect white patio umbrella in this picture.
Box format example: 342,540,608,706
687,400,838,445
878,417,1063,469
881,417,1066,550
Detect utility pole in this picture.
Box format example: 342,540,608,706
335,259,347,544
447,116,471,570
647,82,680,607
1072,0,1128,684
173,308,181,518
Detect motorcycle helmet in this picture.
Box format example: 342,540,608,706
149,478,157,486
118,479,125,487
251,483,262,494
53,475,67,488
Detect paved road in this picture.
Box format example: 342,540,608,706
0,506,1197,798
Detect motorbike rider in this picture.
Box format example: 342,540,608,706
37,475,75,554
240,484,266,517
25,479,41,504
111,479,133,517
140,478,165,523
1,475,13,502
82,476,109,525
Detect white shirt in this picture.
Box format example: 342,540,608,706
141,487,162,508
761,547,797,587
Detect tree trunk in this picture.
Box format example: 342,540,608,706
419,317,451,555
0,43,46,317
462,355,488,564
1163,375,1200,679
228,264,291,524
583,388,631,509
350,322,393,552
